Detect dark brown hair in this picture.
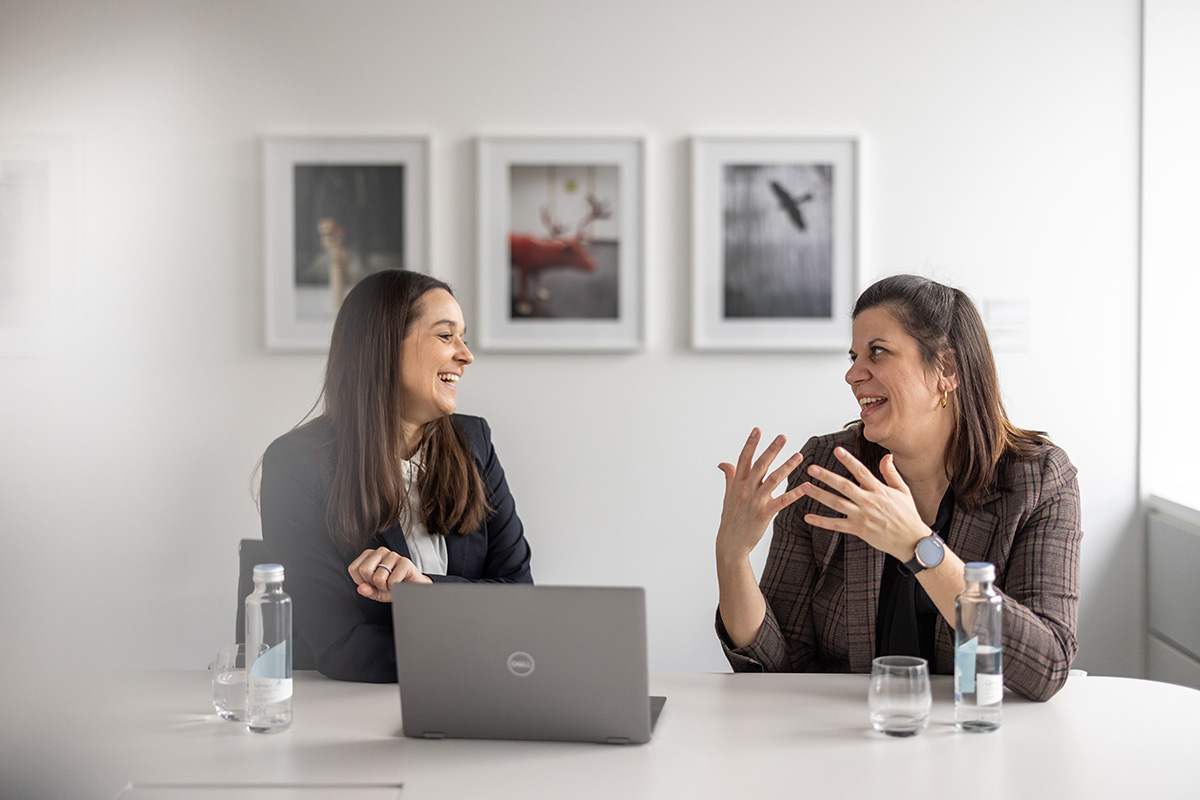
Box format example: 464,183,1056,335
317,269,490,555
852,274,1048,509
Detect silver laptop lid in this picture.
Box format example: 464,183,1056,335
391,584,656,744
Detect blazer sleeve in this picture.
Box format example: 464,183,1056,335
717,436,831,673
428,416,533,585
993,446,1083,702
259,433,399,683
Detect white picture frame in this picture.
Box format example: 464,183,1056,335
263,136,429,351
0,136,76,357
692,137,857,351
477,136,644,352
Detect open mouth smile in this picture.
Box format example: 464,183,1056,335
858,395,887,418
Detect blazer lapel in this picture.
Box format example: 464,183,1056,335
844,534,885,672
378,524,412,560
443,528,472,577
934,494,1002,673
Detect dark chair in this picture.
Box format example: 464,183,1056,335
237,538,316,670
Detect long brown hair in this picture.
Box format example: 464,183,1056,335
852,274,1048,509
317,269,490,555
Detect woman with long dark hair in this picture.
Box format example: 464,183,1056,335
260,270,533,683
714,275,1081,701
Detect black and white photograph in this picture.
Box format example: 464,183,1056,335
692,137,856,351
478,137,643,351
264,137,428,351
723,162,834,319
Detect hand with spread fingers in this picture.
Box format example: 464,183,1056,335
348,546,433,602
716,428,807,562
799,446,931,561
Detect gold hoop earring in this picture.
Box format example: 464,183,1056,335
941,391,948,408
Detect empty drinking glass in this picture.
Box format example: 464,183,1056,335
868,655,931,737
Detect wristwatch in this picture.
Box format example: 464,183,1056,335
903,532,945,575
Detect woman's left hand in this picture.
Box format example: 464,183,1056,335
799,446,930,561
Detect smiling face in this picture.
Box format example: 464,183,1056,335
845,306,957,457
398,289,473,439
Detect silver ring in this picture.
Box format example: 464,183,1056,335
375,563,393,575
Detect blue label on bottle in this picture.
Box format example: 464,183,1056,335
956,636,978,694
250,642,288,680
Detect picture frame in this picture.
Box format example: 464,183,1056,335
263,136,429,351
0,136,76,357
691,137,857,351
477,136,644,351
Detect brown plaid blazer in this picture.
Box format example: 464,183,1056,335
718,427,1082,702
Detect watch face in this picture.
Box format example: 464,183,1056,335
916,535,944,568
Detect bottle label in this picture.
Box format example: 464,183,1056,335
955,636,978,694
249,675,293,705
248,641,291,704
976,672,1003,706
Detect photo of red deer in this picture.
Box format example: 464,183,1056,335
508,165,619,319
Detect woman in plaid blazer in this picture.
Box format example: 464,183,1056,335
715,275,1081,701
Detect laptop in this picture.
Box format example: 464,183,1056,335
390,584,666,744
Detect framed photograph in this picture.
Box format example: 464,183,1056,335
0,136,75,357
477,137,643,351
692,137,857,351
264,136,429,351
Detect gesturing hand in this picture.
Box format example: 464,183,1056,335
716,428,806,563
348,546,433,603
800,447,930,561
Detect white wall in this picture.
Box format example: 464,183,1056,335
1143,0,1200,505
0,0,1141,676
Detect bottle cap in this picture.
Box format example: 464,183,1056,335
964,561,995,582
252,563,285,582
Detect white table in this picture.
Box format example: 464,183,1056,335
3,670,1197,799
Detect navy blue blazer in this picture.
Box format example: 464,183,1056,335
260,414,533,683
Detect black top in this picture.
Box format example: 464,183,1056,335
259,414,534,683
875,488,955,666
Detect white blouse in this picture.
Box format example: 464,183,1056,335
398,454,448,575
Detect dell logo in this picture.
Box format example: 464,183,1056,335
507,651,535,677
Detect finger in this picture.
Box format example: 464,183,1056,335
800,481,856,516
804,512,855,535
389,559,425,584
751,434,788,479
771,483,807,514
358,582,392,603
348,549,380,585
880,454,911,493
765,451,804,490
717,462,735,489
356,547,391,584
370,560,396,591
832,446,881,488
734,428,762,475
805,463,863,499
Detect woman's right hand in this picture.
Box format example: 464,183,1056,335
348,547,433,603
716,428,806,564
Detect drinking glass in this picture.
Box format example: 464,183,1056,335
211,643,263,721
868,655,931,737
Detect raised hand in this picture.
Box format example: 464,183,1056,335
347,546,433,603
799,447,929,560
716,428,806,563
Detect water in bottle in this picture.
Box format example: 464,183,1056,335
955,561,1003,732
246,563,292,733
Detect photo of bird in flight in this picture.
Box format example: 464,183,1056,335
769,180,814,232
